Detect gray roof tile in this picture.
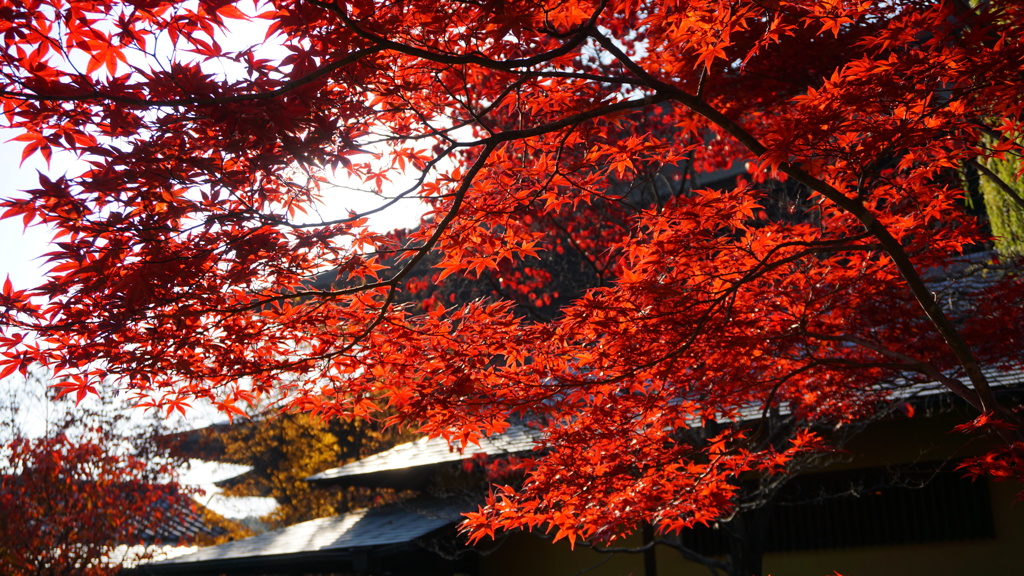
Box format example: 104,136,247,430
151,499,469,566
307,425,541,482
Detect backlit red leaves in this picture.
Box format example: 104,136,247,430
2,0,1024,548
1,432,185,576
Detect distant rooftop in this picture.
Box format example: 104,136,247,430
136,499,471,575
307,425,542,483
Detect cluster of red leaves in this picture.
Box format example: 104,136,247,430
1,0,1024,546
0,433,182,576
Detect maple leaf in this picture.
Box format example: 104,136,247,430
1,378,197,575
1,1,1024,573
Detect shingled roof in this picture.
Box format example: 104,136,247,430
137,491,233,545
306,424,542,483
129,427,541,575
132,499,472,576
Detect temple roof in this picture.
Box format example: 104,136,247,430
307,425,541,483
134,499,472,575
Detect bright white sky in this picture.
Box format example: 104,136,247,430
0,2,434,520
0,147,428,288
0,133,427,519
0,151,56,288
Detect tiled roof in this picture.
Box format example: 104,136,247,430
139,493,230,544
882,368,1024,404
148,499,469,567
307,424,541,482
308,365,1021,484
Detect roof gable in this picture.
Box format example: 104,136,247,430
150,499,469,566
307,425,541,483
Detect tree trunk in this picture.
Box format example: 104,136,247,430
726,503,774,576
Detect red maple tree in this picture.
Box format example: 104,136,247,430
0,435,183,576
0,378,192,576
1,0,1023,569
